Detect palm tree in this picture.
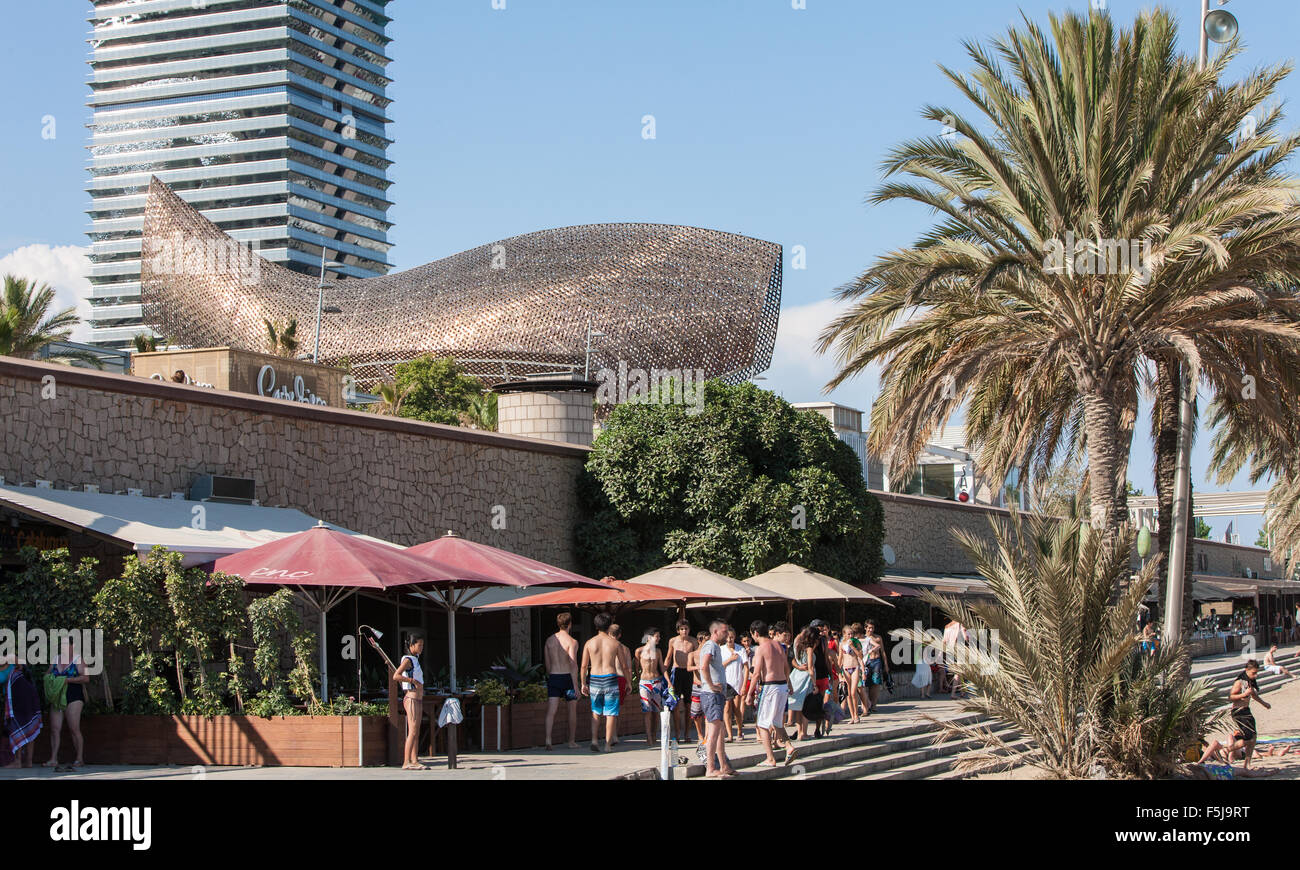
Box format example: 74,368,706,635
132,333,166,353
459,391,498,431
372,380,411,416
0,274,81,359
893,508,1224,779
818,10,1300,552
262,318,298,358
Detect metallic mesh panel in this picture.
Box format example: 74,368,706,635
140,177,782,386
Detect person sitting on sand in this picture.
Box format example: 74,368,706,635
1262,645,1295,679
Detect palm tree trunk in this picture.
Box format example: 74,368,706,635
1081,388,1128,539
1153,358,1196,668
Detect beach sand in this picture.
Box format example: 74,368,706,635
970,674,1300,780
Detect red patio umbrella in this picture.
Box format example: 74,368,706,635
214,523,494,699
404,531,609,692
473,577,714,616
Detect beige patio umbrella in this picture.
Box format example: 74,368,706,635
625,560,790,619
744,563,894,629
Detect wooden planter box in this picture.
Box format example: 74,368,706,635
489,697,659,751
32,715,389,767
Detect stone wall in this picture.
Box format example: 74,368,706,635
0,357,588,567
875,489,1276,581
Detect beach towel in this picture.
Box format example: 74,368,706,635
44,673,68,712
437,697,463,728
3,670,42,764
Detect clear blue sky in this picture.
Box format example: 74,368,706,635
3,0,1298,543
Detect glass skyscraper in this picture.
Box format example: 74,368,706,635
86,0,394,349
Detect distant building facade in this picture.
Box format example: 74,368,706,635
86,0,395,349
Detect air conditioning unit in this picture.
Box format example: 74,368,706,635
83,484,100,494
35,480,52,489
190,475,256,505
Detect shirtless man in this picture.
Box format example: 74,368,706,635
745,619,797,767
1263,645,1295,679
544,612,580,750
609,624,634,747
635,629,666,745
580,612,627,752
666,619,697,742
1228,660,1271,770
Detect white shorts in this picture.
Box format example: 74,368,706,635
756,684,788,730
1264,665,1283,676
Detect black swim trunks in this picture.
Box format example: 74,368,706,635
1231,706,1257,742
547,673,575,700
671,666,694,703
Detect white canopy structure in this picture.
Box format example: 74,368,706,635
0,483,390,566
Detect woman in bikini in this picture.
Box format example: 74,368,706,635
838,627,863,724
394,634,429,770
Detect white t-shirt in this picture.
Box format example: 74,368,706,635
400,654,423,692
721,644,748,691
699,640,727,693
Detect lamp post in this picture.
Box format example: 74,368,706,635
1165,0,1239,651
584,316,606,381
314,250,345,363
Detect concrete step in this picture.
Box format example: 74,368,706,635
799,725,1023,781
684,710,991,780
859,733,1034,781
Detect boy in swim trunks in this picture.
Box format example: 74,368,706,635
687,631,708,745
544,612,580,750
636,629,666,746
580,612,627,752
1228,660,1271,770
666,619,697,743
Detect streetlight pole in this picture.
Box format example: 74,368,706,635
314,250,344,363
1165,0,1235,650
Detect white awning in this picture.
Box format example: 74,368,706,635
0,484,392,567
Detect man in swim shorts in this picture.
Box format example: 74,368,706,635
580,612,627,752
745,619,797,768
544,611,580,750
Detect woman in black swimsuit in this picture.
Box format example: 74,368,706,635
45,637,90,769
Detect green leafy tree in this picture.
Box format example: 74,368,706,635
390,355,482,425
576,381,884,583
248,588,318,709
1193,517,1213,539
94,549,176,713
0,547,98,633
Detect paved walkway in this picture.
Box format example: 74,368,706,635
0,694,971,781
7,645,1289,781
